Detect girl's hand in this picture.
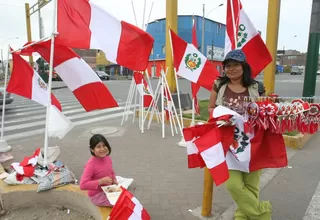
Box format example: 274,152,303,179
99,177,113,185
113,179,118,185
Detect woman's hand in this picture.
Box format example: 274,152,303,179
99,177,113,185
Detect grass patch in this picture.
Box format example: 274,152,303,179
283,130,300,136
183,100,209,121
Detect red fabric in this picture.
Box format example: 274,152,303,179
56,0,154,71
109,187,151,220
241,34,273,78
20,40,118,112
226,0,242,50
226,0,272,78
7,53,62,111
219,126,288,172
117,21,154,71
73,82,118,112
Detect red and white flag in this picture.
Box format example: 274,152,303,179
57,0,154,71
8,52,74,139
109,187,150,220
20,40,118,112
170,29,219,91
11,148,41,181
212,106,288,173
191,16,200,115
7,52,61,111
193,127,229,186
133,72,153,108
225,0,272,78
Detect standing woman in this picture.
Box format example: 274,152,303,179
208,49,271,220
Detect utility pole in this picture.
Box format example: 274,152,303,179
25,0,51,66
165,0,178,92
303,0,320,97
264,0,281,95
25,3,33,65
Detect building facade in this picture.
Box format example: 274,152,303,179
146,15,226,77
73,49,97,69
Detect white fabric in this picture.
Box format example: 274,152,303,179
54,58,101,91
129,197,143,220
224,7,259,55
186,139,198,155
226,120,254,173
31,70,49,107
48,105,74,139
177,43,207,83
89,0,121,64
200,142,225,169
238,9,258,49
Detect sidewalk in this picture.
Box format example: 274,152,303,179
2,119,317,220
3,120,232,219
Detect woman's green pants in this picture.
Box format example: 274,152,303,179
225,170,272,220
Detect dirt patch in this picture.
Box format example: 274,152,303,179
1,205,95,220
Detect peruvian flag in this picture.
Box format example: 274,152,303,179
20,40,118,112
191,16,200,115
193,126,229,186
57,0,154,71
212,106,288,173
7,52,61,111
133,72,153,108
225,0,272,78
11,148,41,181
170,29,219,91
109,187,150,220
183,124,216,169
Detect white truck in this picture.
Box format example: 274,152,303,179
290,66,304,75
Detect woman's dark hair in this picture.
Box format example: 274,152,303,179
219,60,257,88
89,134,111,156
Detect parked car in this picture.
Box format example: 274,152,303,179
0,87,13,105
317,70,320,75
95,71,110,80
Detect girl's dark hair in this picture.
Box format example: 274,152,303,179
89,134,111,156
219,60,257,88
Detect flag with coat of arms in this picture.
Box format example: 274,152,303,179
169,29,220,91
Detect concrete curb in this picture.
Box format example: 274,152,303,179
52,86,68,90
0,179,111,220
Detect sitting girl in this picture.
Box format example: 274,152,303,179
80,134,118,207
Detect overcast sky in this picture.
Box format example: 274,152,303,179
0,0,313,59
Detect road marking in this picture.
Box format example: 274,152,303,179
303,181,320,220
3,104,137,132
4,111,133,141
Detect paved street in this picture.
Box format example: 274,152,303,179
0,73,320,219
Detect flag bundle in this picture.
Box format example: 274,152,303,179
11,148,41,181
225,0,272,78
109,187,150,220
183,106,288,186
133,72,153,108
183,123,230,186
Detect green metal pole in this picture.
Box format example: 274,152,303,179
302,0,320,97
